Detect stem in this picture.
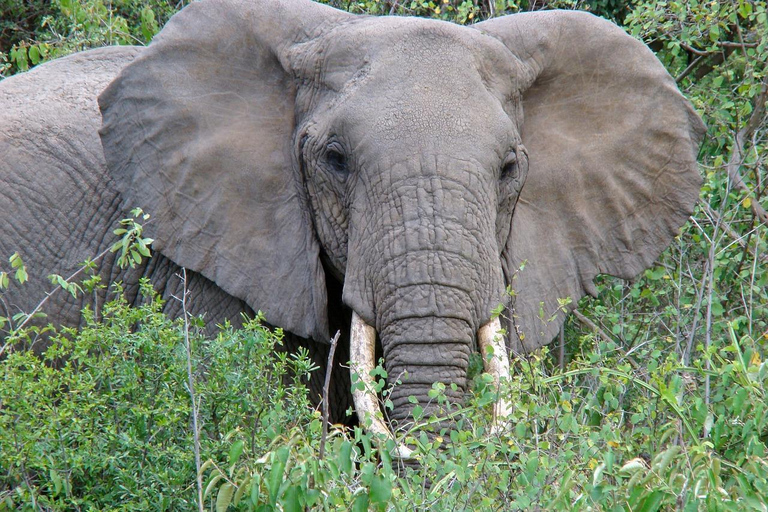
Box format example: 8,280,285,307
0,244,115,358
179,268,205,512
319,330,341,461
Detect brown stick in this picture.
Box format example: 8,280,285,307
676,54,706,83
572,310,614,344
318,330,341,461
726,71,768,226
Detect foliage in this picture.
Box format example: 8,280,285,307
0,284,315,510
0,0,183,77
3,305,764,510
0,0,766,510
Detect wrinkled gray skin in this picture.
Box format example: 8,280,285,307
0,0,703,429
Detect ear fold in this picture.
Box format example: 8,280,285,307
476,11,705,353
99,0,352,342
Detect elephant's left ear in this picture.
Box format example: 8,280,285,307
99,0,353,342
475,11,705,353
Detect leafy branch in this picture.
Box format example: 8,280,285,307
0,208,154,349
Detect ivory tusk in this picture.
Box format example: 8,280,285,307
350,311,414,459
478,317,512,430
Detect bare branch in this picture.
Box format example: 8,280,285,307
676,54,706,83
319,330,341,461
719,41,759,49
572,310,639,369
178,268,205,512
727,71,768,226
680,41,712,57
702,202,768,262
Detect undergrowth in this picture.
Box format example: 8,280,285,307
0,283,765,510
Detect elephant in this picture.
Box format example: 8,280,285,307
0,0,703,452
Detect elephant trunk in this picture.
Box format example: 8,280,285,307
350,312,510,456
345,156,510,455
381,315,473,430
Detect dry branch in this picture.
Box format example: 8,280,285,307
319,330,341,461
727,71,768,226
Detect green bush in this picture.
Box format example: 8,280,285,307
0,281,316,510
197,329,766,511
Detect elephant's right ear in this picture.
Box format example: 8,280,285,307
99,0,352,342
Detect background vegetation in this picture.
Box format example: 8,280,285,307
1,0,766,510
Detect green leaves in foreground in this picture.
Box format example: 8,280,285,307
200,330,767,511
0,284,313,511
0,280,765,510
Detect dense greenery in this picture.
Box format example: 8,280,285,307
1,0,766,510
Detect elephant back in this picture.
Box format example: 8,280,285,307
0,47,141,331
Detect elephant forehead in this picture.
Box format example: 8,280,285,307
302,17,518,154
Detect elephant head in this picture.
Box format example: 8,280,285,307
98,0,703,448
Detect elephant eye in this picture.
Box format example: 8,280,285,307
500,151,518,180
325,142,348,177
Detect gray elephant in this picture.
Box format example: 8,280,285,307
0,0,703,447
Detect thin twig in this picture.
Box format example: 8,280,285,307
16,246,111,332
319,330,341,461
572,309,614,344
719,41,759,49
179,268,205,512
0,245,115,358
676,54,706,83
680,41,711,57
702,202,768,262
572,309,638,369
680,40,757,56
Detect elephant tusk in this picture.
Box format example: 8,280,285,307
477,317,512,431
350,311,414,459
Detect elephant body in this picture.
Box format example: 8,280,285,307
1,0,703,438
0,46,354,418
0,47,247,327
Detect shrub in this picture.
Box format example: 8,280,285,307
0,281,316,510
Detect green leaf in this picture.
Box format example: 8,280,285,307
49,469,63,495
369,475,391,505
636,490,666,512
216,482,234,512
229,440,245,467
352,493,369,512
709,24,720,42
9,252,22,268
28,45,40,65
204,474,223,499
339,440,353,475
267,448,287,504
280,486,301,512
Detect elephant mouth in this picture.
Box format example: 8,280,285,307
349,312,511,459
